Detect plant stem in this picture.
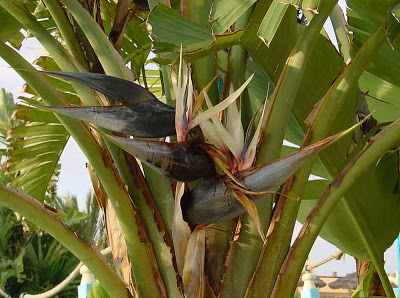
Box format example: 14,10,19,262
61,0,128,79
217,7,260,297
223,7,254,129
272,118,400,297
0,186,128,297
181,0,219,105
42,0,90,70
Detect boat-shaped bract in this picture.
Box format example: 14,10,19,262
50,103,176,138
39,71,156,103
181,134,339,227
101,132,216,182
41,71,176,138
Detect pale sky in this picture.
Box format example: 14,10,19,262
0,1,398,278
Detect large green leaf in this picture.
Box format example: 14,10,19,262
257,1,289,46
241,4,297,83
359,72,400,122
289,23,400,259
271,24,389,258
298,151,400,259
6,110,69,202
0,6,24,49
211,0,257,34
148,4,215,48
149,3,243,66
347,0,399,28
287,24,354,177
348,4,400,88
153,31,243,63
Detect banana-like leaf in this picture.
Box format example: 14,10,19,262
347,0,399,29
211,0,257,34
241,2,297,83
148,4,215,49
6,105,69,203
39,71,156,104
14,104,60,123
301,0,320,12
182,131,346,227
349,9,400,88
153,31,243,63
289,18,400,260
258,1,289,46
148,3,244,64
359,72,400,122
87,280,110,298
100,132,216,182
0,6,25,49
48,103,176,138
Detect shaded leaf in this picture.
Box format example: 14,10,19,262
347,0,399,29
13,104,60,123
348,2,400,87
0,6,25,49
153,31,243,63
299,151,400,259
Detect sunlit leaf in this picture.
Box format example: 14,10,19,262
87,280,110,298
211,0,257,34
257,1,289,46
148,4,215,48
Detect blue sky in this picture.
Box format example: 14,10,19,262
0,1,398,278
